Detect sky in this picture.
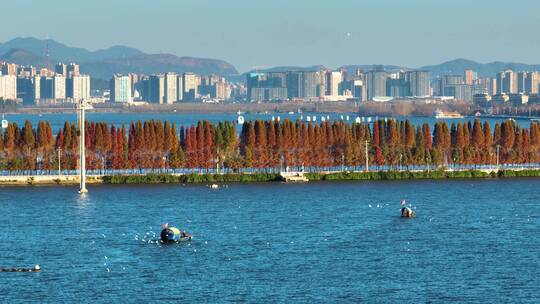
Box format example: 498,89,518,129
2,0,540,72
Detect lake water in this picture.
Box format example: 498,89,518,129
1,112,534,133
0,179,538,303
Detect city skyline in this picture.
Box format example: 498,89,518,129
2,0,540,72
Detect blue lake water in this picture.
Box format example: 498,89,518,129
0,180,538,303
1,112,534,133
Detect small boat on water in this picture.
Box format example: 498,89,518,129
434,109,463,119
400,200,415,218
0,265,40,272
160,224,192,243
400,207,415,218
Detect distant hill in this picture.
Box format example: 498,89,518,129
420,58,540,78
0,37,143,62
0,37,239,79
82,54,239,79
0,48,47,67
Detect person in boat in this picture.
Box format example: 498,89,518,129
400,200,414,217
401,207,413,217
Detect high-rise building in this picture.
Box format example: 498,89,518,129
32,75,40,103
246,72,288,101
110,74,132,103
67,63,80,77
367,70,388,100
386,78,408,98
176,75,183,101
435,75,463,96
40,76,54,100
267,72,287,88
464,69,477,85
497,70,517,94
477,77,497,95
0,75,17,100
325,71,342,97
18,66,36,77
53,75,66,100
444,84,474,102
67,74,90,101
211,80,232,100
517,72,528,93
246,72,265,100
17,75,42,105
301,70,323,99
149,74,165,104
39,75,65,101
407,71,431,97
164,73,177,104
525,71,539,94
286,72,301,99
182,73,200,101
1,62,17,76
55,63,67,76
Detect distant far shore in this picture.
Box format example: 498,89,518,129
2,169,540,186
6,100,476,117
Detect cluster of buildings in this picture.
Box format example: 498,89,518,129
110,73,242,103
0,62,90,104
4,58,540,108
0,61,242,105
435,69,540,104
247,66,540,105
247,67,431,102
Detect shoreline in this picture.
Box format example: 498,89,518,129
6,101,472,117
2,169,540,186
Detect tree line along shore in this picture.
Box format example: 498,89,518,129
0,117,539,173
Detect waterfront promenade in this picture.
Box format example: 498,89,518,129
2,164,540,185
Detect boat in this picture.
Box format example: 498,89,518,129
400,207,415,218
0,265,40,272
434,109,463,119
280,171,309,182
160,226,192,243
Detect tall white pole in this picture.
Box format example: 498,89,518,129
365,140,369,172
58,148,61,177
496,144,500,171
79,100,88,194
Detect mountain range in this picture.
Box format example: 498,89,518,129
2,37,540,81
0,37,238,79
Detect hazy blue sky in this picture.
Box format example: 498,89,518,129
2,0,539,72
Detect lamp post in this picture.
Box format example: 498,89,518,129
496,144,500,171
58,148,61,176
101,156,106,175
365,140,369,172
77,99,90,194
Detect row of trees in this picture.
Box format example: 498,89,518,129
0,118,539,171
